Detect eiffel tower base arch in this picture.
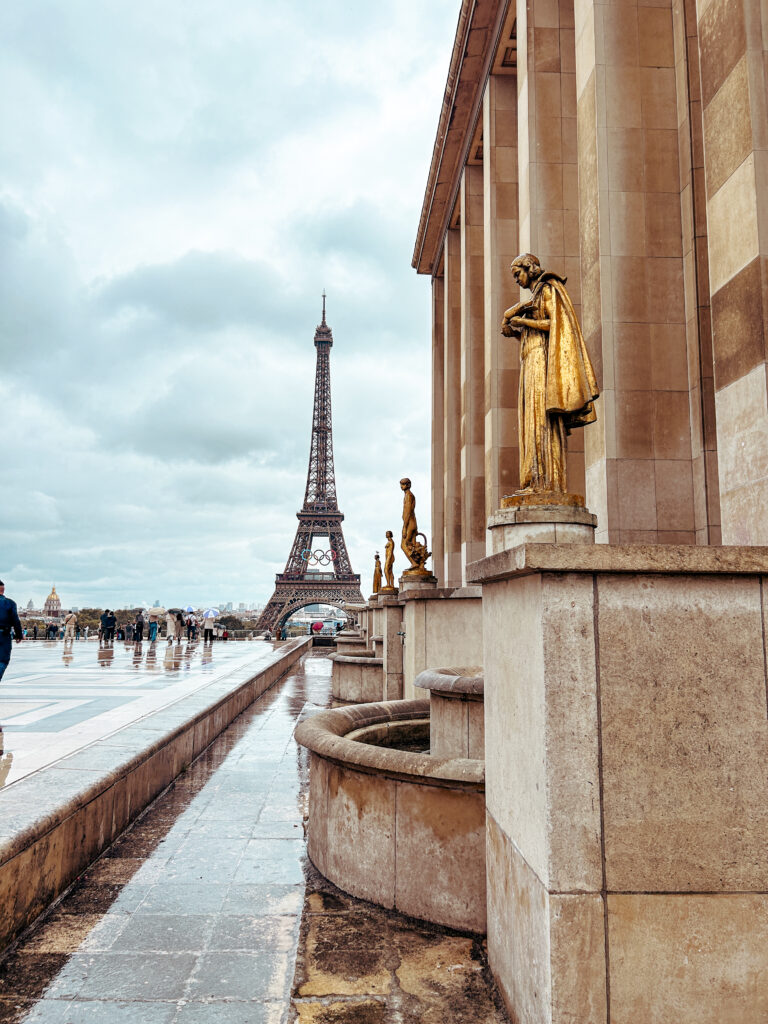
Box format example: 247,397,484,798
256,579,364,634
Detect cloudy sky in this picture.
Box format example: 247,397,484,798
1,0,458,610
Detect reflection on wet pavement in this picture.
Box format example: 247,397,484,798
0,640,280,786
0,653,508,1024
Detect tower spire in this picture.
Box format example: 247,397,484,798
321,290,327,325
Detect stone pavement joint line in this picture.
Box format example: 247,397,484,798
0,652,508,1024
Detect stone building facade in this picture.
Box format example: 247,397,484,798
416,0,768,581
411,1,768,1020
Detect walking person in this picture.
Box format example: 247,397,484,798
148,613,158,643
102,609,116,644
134,611,144,642
165,611,176,642
0,581,23,753
63,609,77,640
33,624,38,640
174,612,184,642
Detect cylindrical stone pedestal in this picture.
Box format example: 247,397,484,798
487,504,596,553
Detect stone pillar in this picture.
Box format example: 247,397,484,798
443,228,463,585
695,0,768,543
431,276,446,578
471,543,768,1023
672,0,721,543
483,73,521,525
517,0,585,498
574,0,697,543
460,166,486,577
380,597,404,701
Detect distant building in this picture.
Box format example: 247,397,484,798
43,585,61,619
26,599,34,611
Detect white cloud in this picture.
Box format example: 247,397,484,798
0,0,456,608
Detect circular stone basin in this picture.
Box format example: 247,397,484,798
295,699,486,934
415,666,485,761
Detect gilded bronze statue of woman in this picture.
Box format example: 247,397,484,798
501,253,599,500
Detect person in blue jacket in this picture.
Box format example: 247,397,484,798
0,580,23,682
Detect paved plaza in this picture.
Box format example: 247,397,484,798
0,640,279,787
0,652,506,1023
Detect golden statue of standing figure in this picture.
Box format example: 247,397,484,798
400,478,432,575
372,553,382,594
381,530,397,592
501,253,599,505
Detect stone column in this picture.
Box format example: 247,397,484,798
483,73,521,525
443,228,463,586
672,0,721,543
574,0,697,543
431,276,446,578
460,166,486,577
517,0,585,498
695,0,768,543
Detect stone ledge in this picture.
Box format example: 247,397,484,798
415,666,484,697
468,543,768,584
0,636,312,952
399,584,483,603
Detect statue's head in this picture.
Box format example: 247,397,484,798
386,530,393,539
400,478,411,491
511,252,541,290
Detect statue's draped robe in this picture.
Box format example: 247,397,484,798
518,273,599,492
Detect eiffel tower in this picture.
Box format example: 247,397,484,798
256,296,364,632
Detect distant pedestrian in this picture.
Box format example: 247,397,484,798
186,614,197,641
104,610,116,644
0,580,23,683
148,614,158,643
165,612,175,641
203,617,214,644
134,612,144,642
174,612,184,641
33,624,38,640
63,610,77,640
99,609,108,643
75,623,81,641
84,625,89,640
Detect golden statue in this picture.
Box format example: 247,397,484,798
372,552,382,594
400,478,432,575
501,253,599,504
382,530,396,590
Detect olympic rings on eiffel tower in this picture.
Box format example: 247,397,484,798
301,548,338,566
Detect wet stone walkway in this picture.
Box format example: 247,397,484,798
0,652,507,1024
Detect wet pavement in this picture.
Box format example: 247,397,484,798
0,652,508,1024
0,639,279,786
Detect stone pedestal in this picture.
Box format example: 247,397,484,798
380,596,405,700
415,666,484,759
399,572,438,593
400,584,483,700
487,504,596,554
469,544,768,1024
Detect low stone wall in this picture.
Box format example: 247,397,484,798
330,653,384,703
296,700,486,933
0,637,311,953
